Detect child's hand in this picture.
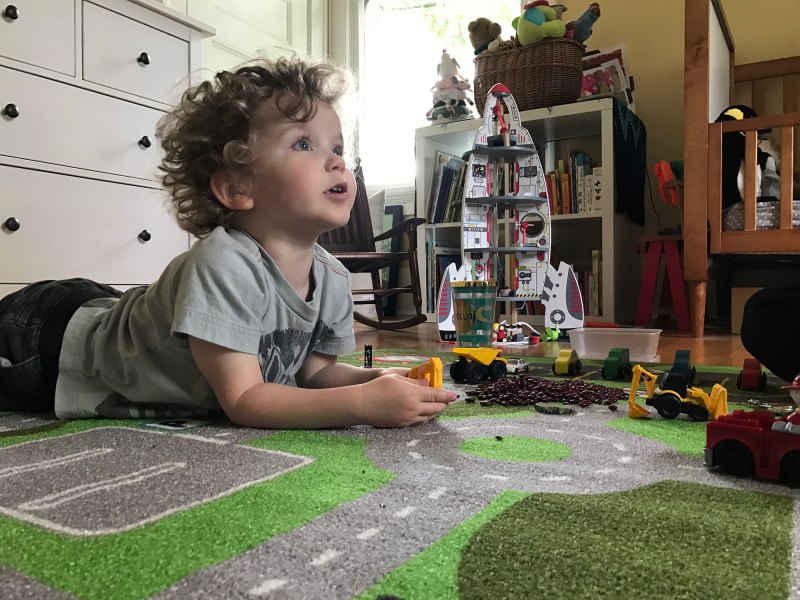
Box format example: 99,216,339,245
376,367,410,377
360,374,457,428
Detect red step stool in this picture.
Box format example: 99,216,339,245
635,236,691,332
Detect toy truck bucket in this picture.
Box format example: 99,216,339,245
452,347,503,366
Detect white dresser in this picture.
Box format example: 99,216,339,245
0,0,214,298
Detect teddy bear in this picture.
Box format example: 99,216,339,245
426,50,474,121
468,17,503,56
512,0,566,46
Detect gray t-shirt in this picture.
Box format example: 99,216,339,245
55,226,356,419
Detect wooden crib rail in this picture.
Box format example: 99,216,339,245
708,111,800,253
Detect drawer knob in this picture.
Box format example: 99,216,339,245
3,103,19,119
138,135,152,148
138,230,152,242
137,52,151,66
3,217,20,232
3,5,18,20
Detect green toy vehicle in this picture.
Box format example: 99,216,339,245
601,348,633,380
552,349,582,376
671,349,697,386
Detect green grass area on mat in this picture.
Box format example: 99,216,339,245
460,436,571,462
357,491,527,600
0,425,393,600
607,415,707,456
439,400,535,420
458,480,794,600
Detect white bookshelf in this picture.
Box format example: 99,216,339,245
414,98,643,327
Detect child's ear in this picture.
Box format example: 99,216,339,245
210,171,254,211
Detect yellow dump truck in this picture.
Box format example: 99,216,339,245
449,348,508,385
628,364,728,421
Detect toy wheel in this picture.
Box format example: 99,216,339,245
758,372,768,391
780,451,800,487
689,404,709,422
624,364,633,379
552,363,558,375
736,372,743,389
575,360,582,374
689,366,697,386
714,440,755,478
465,362,483,385
600,367,610,380
450,359,466,383
568,364,575,376
488,360,507,381
655,394,682,420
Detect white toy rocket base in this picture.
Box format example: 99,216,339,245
437,84,584,342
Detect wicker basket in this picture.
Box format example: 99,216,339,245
473,38,585,115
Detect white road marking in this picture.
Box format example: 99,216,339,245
494,425,518,429
422,431,442,436
0,448,113,479
431,464,455,471
406,439,420,447
483,474,509,481
408,452,422,460
583,435,605,441
428,487,447,500
613,443,628,452
394,506,417,518
174,433,228,445
248,579,287,596
0,427,12,433
595,468,616,475
19,463,185,510
311,549,341,566
540,475,571,482
618,456,633,464
560,418,572,423
545,429,563,433
678,465,705,471
456,426,475,431
356,527,381,540
214,432,232,438
19,418,37,424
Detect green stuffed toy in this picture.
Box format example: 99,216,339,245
512,0,566,46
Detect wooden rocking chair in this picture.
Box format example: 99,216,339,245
318,159,427,330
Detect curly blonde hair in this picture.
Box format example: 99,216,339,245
157,55,350,238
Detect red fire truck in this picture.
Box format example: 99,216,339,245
705,410,800,486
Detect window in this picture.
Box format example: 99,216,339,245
361,1,520,187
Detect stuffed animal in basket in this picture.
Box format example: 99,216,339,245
565,3,600,43
512,0,566,46
468,17,503,56
426,49,474,121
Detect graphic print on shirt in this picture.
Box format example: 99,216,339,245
258,321,329,383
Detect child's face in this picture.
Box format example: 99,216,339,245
244,99,356,240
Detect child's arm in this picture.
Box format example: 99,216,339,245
189,337,456,429
294,351,408,388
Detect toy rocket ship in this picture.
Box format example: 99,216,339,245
438,84,585,341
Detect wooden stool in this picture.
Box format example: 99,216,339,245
635,235,691,332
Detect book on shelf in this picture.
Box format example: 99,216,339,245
591,249,602,315
546,151,598,215
426,152,465,224
425,242,461,312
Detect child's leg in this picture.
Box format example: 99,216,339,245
741,286,800,382
0,279,121,413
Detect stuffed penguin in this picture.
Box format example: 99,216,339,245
715,105,776,209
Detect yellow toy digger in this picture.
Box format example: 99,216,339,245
628,364,728,421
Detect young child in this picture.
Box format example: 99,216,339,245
0,56,456,428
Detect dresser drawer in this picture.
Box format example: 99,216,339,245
0,165,189,284
0,66,162,181
83,1,189,106
0,0,75,76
